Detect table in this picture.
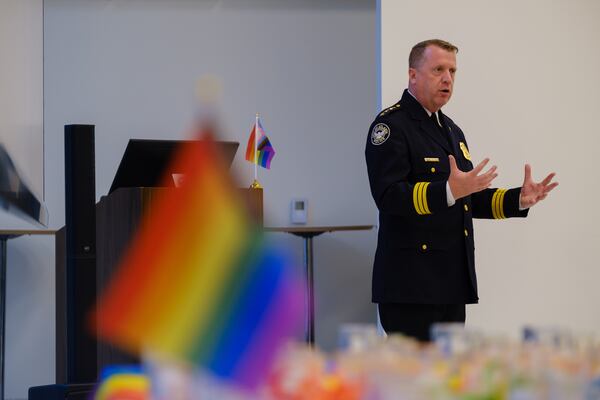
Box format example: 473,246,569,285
264,225,373,346
0,230,55,400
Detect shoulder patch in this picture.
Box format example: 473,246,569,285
371,123,390,145
378,103,401,117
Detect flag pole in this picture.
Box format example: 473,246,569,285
250,113,262,189
254,113,258,180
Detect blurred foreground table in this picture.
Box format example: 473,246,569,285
264,225,374,347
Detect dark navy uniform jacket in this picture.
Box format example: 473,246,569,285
365,90,528,304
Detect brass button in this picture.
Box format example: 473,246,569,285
464,229,468,237
430,167,436,173
421,244,427,250
464,204,469,212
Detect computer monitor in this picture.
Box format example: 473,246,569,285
108,139,239,194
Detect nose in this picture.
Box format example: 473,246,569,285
442,70,452,84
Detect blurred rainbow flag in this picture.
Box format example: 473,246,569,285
93,122,301,389
245,116,275,169
94,366,149,400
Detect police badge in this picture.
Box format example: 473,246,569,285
459,142,472,161
371,123,390,145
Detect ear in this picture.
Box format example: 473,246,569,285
408,68,417,84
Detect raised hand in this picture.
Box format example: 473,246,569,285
448,155,498,200
520,164,558,209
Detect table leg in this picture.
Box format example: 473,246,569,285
0,238,6,400
303,236,315,346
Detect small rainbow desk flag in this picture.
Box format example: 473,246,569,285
94,124,301,389
245,116,275,169
93,366,149,400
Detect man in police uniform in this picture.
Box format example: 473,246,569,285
365,39,558,341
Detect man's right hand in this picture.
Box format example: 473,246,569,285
448,155,498,200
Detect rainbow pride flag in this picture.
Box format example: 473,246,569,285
245,117,275,169
94,366,149,400
94,125,301,388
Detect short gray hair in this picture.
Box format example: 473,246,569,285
409,39,458,68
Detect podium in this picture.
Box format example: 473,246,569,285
55,186,263,380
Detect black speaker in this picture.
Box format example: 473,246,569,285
28,383,95,400
65,125,96,258
59,124,98,383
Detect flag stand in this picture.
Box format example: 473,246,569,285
249,179,262,189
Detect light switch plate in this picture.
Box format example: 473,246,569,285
290,198,307,224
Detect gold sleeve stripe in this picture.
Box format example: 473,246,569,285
413,182,432,215
413,183,424,214
421,182,431,214
492,190,500,219
492,189,507,219
418,183,425,214
499,189,507,219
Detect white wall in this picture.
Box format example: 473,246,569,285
0,0,44,198
44,0,376,365
0,2,56,400
381,0,600,336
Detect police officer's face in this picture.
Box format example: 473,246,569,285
409,45,457,113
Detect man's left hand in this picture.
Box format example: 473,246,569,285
520,164,558,209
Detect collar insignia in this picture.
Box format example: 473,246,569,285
378,103,401,117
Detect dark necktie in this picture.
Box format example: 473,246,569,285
431,111,442,129
431,112,450,147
